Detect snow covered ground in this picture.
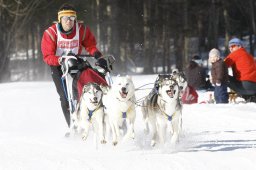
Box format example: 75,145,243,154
0,74,256,170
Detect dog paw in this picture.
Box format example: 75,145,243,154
64,132,70,138
131,132,135,139
101,140,107,144
82,135,88,141
112,141,118,146
144,128,149,135
151,140,156,147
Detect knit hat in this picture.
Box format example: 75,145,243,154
209,48,220,63
192,55,202,64
228,38,242,47
192,55,201,60
58,4,77,23
209,48,220,58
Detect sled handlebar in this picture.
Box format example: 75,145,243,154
60,54,115,76
78,54,116,72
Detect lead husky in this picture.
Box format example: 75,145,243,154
142,76,182,146
74,83,106,144
102,75,136,145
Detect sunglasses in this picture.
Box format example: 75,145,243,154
62,16,76,22
229,44,238,49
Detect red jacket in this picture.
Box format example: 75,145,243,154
224,48,256,82
41,22,99,66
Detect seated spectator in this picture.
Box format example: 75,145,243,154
209,48,229,103
224,38,256,102
185,55,209,90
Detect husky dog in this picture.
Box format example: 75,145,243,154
74,83,106,144
142,76,182,146
102,75,136,145
171,69,188,92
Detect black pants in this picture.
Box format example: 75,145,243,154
228,76,256,96
50,66,70,127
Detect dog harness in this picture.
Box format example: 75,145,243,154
87,105,102,122
122,112,127,118
161,110,176,121
114,97,135,119
158,98,177,122
120,106,133,119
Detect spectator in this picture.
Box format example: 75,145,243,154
185,55,208,90
224,38,256,102
209,48,229,103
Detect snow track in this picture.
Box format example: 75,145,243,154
0,77,256,170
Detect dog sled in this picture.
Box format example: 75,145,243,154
60,54,115,132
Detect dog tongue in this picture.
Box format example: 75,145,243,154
122,93,127,98
167,90,173,97
120,91,127,98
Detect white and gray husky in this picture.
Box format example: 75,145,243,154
102,75,136,146
73,83,106,144
142,75,182,147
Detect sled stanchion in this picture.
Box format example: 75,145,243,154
61,55,79,130
61,77,68,100
106,72,113,86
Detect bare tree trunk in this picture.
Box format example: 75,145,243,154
207,0,219,50
143,0,153,74
31,25,36,81
174,33,184,71
0,0,44,82
223,2,231,55
249,0,255,55
198,12,204,56
183,0,189,68
96,0,101,50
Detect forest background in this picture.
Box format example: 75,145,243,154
0,0,256,82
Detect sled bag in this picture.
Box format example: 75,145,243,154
181,85,198,104
74,68,108,99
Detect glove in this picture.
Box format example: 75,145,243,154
96,58,108,71
93,51,108,71
58,57,64,65
216,83,221,86
58,52,76,65
93,51,102,59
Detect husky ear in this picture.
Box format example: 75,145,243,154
100,84,109,94
126,75,132,80
83,84,90,93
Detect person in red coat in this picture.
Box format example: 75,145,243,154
41,3,108,127
224,38,256,102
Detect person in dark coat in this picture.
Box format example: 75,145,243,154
185,55,208,90
209,48,229,103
